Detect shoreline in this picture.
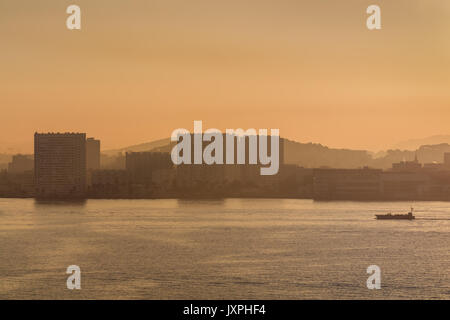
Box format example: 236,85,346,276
3,195,450,202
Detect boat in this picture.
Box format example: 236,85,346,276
375,207,415,220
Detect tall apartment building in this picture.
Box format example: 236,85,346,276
34,133,86,199
86,138,101,170
444,152,450,168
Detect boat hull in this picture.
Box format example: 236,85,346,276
375,215,415,220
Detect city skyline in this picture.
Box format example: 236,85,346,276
5,130,450,172
3,130,450,201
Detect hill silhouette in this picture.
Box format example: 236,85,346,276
3,138,450,171
392,135,450,151
104,137,375,169
138,139,450,169
103,138,170,156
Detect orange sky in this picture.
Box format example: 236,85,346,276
1,0,450,153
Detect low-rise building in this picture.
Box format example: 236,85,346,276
8,154,33,174
313,167,382,200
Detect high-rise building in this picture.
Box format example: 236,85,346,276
444,152,450,168
34,133,86,199
86,138,101,170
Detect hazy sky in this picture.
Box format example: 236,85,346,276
1,0,450,153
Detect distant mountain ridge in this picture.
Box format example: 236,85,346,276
102,138,171,156
101,137,450,170
104,137,378,169
392,135,450,151
4,137,450,171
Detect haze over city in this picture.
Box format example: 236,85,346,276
1,0,450,303
1,0,450,153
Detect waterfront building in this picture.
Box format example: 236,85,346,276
34,132,86,199
7,154,34,173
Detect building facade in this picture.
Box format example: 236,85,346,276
86,138,101,170
34,133,86,199
313,168,382,200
